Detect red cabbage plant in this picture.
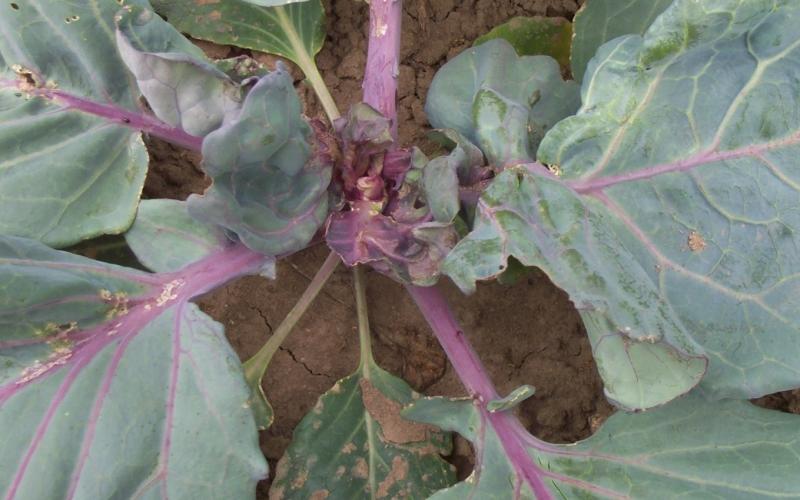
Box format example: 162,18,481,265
2,0,800,498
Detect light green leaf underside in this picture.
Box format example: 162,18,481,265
271,361,455,499
446,0,800,409
570,0,673,83
406,393,800,499
0,236,266,499
150,0,324,69
0,0,149,246
474,16,573,70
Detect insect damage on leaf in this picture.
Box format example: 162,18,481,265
10,64,42,93
687,230,706,252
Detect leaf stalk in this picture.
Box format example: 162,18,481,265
243,251,340,385
407,285,555,500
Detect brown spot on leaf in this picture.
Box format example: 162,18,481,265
195,0,219,4
359,379,433,444
207,9,222,21
292,470,308,490
341,442,357,454
376,456,409,498
688,230,706,252
310,490,329,500
273,455,290,484
352,457,369,479
335,465,346,478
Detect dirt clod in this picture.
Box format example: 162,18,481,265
360,378,433,444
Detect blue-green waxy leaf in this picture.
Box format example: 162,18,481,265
0,0,151,246
425,39,579,166
445,0,800,409
423,129,487,223
405,393,800,498
188,67,332,257
271,360,455,499
423,157,461,224
115,5,242,137
0,236,268,499
571,0,672,83
150,0,324,72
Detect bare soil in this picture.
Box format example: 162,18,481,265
140,0,800,497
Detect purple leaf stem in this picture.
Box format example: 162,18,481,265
362,0,403,140
406,285,555,500
0,78,203,151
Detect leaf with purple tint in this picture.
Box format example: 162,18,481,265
325,104,462,286
425,39,579,167
327,209,458,287
0,235,269,499
116,5,243,137
188,67,333,257
445,0,800,409
406,392,800,498
0,0,203,247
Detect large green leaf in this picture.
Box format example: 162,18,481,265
406,392,800,498
0,0,153,246
445,0,800,410
271,359,455,499
571,0,672,82
150,0,324,71
0,236,269,499
425,39,579,167
187,67,332,257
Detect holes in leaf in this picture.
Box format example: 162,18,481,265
9,2,19,10
64,15,80,23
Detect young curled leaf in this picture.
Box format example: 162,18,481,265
325,104,471,286
188,67,334,257
115,5,243,137
426,39,579,167
327,208,458,287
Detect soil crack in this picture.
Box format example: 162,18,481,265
279,346,331,378
249,305,273,334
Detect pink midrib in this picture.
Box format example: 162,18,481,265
2,245,267,499
565,132,800,194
